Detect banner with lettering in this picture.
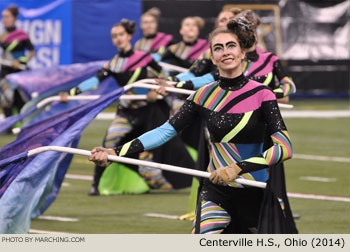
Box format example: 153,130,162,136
0,0,71,67
0,0,142,67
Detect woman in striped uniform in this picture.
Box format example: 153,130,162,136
89,18,294,233
172,10,296,101
154,16,209,70
134,7,173,54
0,5,35,123
62,19,193,195
239,10,296,101
172,8,243,89
159,10,296,224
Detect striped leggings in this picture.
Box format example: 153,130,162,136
103,115,172,190
191,186,264,234
191,201,231,234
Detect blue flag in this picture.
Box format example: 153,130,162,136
0,87,124,233
6,61,105,101
0,61,106,133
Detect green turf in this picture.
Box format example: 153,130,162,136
289,198,350,233
289,98,350,110
0,133,16,148
32,179,192,234
1,99,350,233
285,159,349,197
284,118,350,157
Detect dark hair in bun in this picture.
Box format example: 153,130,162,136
208,16,256,52
114,19,136,35
7,5,19,18
236,10,261,31
227,17,256,49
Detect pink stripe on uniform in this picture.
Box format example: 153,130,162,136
151,32,172,51
194,84,212,104
206,88,223,108
4,29,29,43
245,53,278,76
226,94,262,114
123,51,152,71
188,39,209,60
200,221,229,229
272,135,291,158
268,146,275,166
217,81,261,111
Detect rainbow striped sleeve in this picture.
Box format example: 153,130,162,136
273,76,296,98
237,130,293,174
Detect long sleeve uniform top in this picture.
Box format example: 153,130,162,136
243,49,296,98
0,26,34,68
114,74,293,187
134,32,173,53
71,49,162,109
158,39,209,69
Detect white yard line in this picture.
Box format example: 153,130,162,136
29,229,71,234
287,192,350,202
299,176,337,182
38,216,79,222
95,113,115,120
144,213,180,220
65,173,92,181
281,110,350,118
145,192,350,221
293,154,350,163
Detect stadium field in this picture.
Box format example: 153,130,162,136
1,99,349,234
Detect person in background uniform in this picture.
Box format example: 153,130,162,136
169,9,296,101
134,7,173,54
88,18,296,234
154,16,209,71
171,8,243,90
238,10,296,102
0,5,35,126
237,10,298,224
61,19,193,196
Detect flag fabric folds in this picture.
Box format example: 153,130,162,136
0,87,124,234
0,61,107,133
0,107,37,134
6,61,105,101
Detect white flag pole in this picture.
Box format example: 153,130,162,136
27,146,266,189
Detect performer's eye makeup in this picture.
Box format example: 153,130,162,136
226,41,237,49
213,44,224,52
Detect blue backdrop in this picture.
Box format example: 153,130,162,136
71,0,142,63
0,0,142,67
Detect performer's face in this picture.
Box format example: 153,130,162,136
111,25,132,51
180,18,199,43
2,10,16,28
141,15,157,36
216,11,235,28
210,33,245,78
